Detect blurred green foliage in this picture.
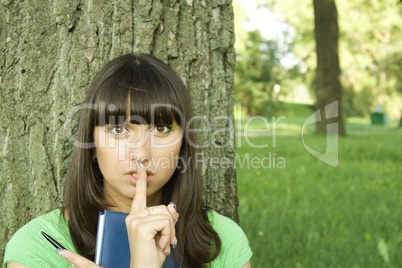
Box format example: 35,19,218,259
234,0,402,119
233,2,301,117
234,30,290,116
234,3,402,266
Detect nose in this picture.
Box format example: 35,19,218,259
129,149,151,164
127,132,151,166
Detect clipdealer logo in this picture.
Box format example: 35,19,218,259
302,101,339,167
63,101,340,168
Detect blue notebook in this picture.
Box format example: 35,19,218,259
94,210,180,268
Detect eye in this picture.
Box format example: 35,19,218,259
108,125,128,136
151,125,171,135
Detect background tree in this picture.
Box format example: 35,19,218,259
271,0,402,122
313,0,346,135
0,0,237,260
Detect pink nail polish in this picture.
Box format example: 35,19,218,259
56,248,67,258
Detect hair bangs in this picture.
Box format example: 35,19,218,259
128,87,183,127
92,60,184,127
92,73,131,127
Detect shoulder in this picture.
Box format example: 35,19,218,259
207,210,244,236
3,209,75,268
207,210,253,268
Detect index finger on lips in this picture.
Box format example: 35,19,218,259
131,160,147,213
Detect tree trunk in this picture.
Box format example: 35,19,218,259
313,0,346,136
0,0,237,260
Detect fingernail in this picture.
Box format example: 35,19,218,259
167,245,171,256
170,202,176,210
136,160,140,170
173,236,178,249
56,248,67,258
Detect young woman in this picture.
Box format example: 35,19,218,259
3,54,252,268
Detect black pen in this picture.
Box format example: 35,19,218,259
41,231,67,250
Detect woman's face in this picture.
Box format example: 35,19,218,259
93,121,183,212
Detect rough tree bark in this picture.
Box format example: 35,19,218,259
313,0,346,136
0,0,237,260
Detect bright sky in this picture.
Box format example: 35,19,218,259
239,1,289,40
237,0,297,67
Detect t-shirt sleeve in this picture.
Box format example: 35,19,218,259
2,210,75,268
208,211,253,267
3,221,51,268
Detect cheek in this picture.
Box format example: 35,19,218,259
168,138,182,157
169,142,183,168
97,138,128,160
153,142,182,171
96,148,112,173
95,145,122,174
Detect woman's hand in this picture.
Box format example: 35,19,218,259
56,249,104,268
125,162,179,268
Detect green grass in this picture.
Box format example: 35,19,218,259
236,115,402,267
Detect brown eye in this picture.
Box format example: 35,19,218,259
115,127,124,133
151,125,171,135
108,125,128,136
156,126,165,132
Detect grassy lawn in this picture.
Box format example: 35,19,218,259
236,111,402,267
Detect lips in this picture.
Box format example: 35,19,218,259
126,169,154,185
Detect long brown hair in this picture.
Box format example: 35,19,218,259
63,54,221,267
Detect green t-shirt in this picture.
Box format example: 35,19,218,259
3,209,252,268
2,209,78,267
